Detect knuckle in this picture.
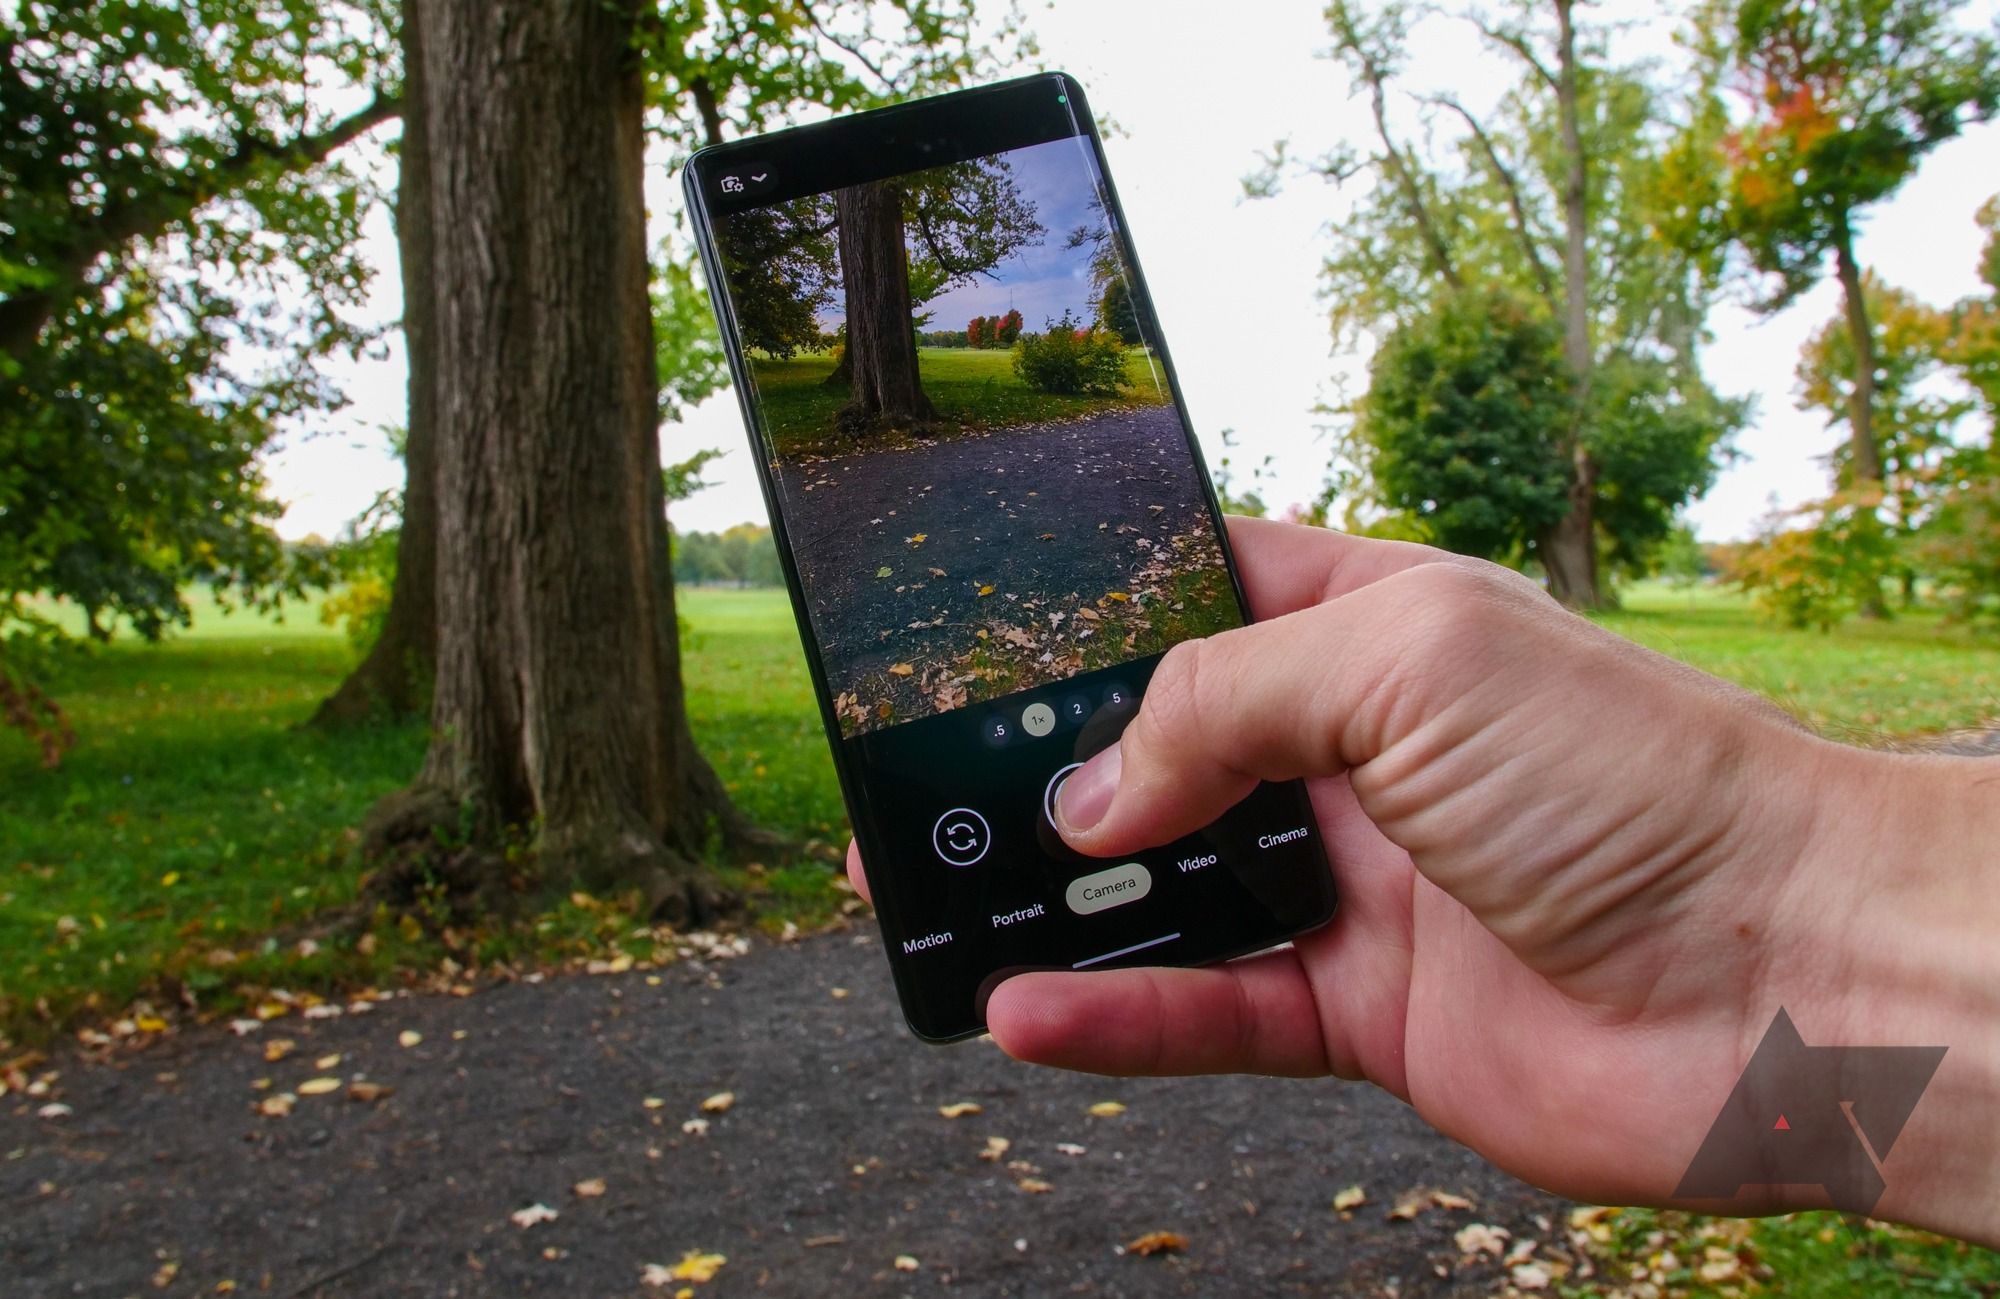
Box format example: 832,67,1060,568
1132,636,1214,754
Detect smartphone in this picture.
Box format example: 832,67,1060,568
683,73,1336,1041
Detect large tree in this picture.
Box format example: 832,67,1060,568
1279,0,1738,606
1,0,394,755
1691,0,2000,494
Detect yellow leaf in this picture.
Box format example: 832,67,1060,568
1088,1101,1126,1117
894,1255,920,1272
700,1091,735,1114
642,1096,666,1109
670,1250,727,1282
1126,1231,1187,1256
937,1101,982,1119
978,584,995,596
255,1001,289,1021
256,1093,295,1118
135,1015,168,1033
159,872,179,887
888,663,915,677
1388,1189,1427,1221
978,1135,1010,1162
297,1076,341,1096
1106,591,1130,602
348,1081,392,1103
573,1177,607,1198
315,1053,341,1070
1017,1177,1054,1194
908,533,928,545
397,1029,422,1048
263,1038,295,1063
1333,1185,1367,1212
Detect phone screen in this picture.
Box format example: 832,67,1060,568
688,75,1334,1040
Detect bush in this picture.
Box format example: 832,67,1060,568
1915,477,2000,627
1727,491,1895,631
1012,311,1128,396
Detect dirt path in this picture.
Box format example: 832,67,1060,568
773,405,1231,724
3,924,1567,1297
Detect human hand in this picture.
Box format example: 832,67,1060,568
845,516,2000,1239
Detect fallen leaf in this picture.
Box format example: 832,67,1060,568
296,1076,342,1096
907,533,928,545
1075,607,1100,621
573,1177,607,1198
314,1053,341,1070
1016,1177,1053,1194
1512,1263,1552,1290
937,1101,982,1119
1388,1189,1428,1221
700,1091,735,1114
1333,1185,1367,1212
263,1039,296,1063
893,1255,920,1272
256,1093,295,1117
642,1096,666,1109
136,1014,168,1033
681,1117,710,1136
37,1102,73,1120
348,1081,392,1103
1431,1190,1475,1211
1454,1222,1510,1257
978,584,995,596
669,1250,727,1282
1055,1142,1086,1157
152,1260,179,1288
1126,1231,1187,1257
511,1203,559,1229
927,567,947,578
978,1136,1010,1162
888,663,915,677
398,1029,422,1048
1088,1101,1126,1117
875,566,893,578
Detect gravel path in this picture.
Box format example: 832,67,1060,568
3,924,1566,1297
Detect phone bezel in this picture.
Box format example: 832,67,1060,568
682,73,1325,1042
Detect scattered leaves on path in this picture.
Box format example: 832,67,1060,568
255,1093,294,1118
296,1077,341,1096
1333,1185,1367,1213
262,1039,295,1063
398,1030,422,1048
700,1091,735,1114
937,1101,981,1119
1455,1223,1510,1257
978,1136,1010,1162
1017,1177,1053,1194
510,1203,559,1229
573,1177,606,1198
1088,1100,1126,1117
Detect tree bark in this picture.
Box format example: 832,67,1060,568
310,0,437,728
832,180,934,433
1832,218,1885,488
360,0,739,921
1548,0,1603,610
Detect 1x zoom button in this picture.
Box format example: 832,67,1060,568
932,808,991,868
1065,862,1152,915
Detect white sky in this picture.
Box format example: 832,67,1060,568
268,0,2000,544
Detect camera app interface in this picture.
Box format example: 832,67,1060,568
711,129,1330,1036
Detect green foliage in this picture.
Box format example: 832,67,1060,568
1013,312,1129,397
1097,276,1143,345
1915,465,2000,627
1358,291,1574,562
673,524,784,587
1655,522,1712,592
655,252,734,420
1728,491,1897,630
1699,0,2000,308
0,0,395,751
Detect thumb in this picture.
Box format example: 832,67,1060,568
1055,559,1532,857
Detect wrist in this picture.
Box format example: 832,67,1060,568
1791,741,2000,1242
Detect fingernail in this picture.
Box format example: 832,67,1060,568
1056,743,1121,834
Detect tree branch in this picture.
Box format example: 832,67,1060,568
793,0,899,93
688,76,727,149
0,92,401,363
1469,16,1559,92
1427,93,1556,302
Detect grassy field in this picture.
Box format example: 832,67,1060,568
750,345,1168,457
4,579,1997,1290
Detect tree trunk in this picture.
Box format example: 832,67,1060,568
1832,221,1885,488
1548,0,1604,611
360,0,742,922
309,0,437,728
832,180,934,433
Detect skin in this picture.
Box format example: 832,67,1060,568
846,516,2000,1244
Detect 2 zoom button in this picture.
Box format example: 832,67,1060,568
932,808,992,868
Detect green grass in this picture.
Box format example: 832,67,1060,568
1569,1205,2000,1297
750,346,1168,458
1598,581,2000,739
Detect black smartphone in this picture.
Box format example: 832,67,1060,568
683,72,1336,1041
